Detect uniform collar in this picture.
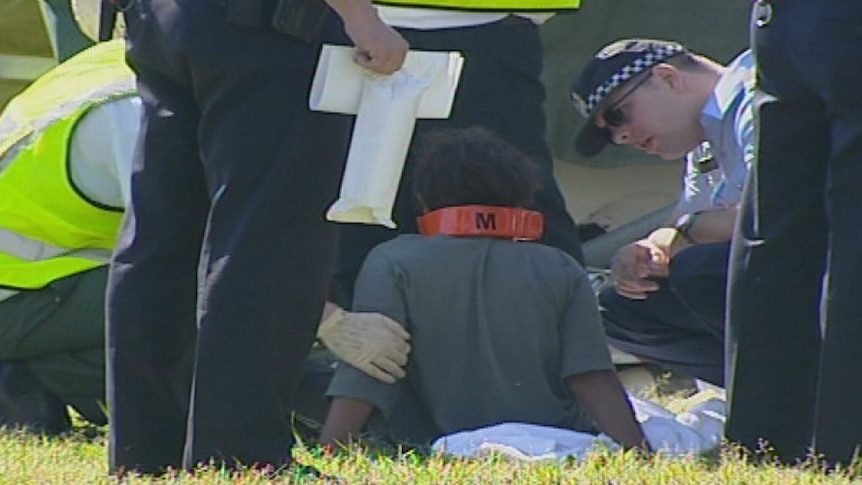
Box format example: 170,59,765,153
701,50,755,138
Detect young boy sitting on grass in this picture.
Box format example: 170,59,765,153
320,127,646,451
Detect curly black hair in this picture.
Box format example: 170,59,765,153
412,127,543,212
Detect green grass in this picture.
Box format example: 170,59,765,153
1,378,858,484
1,426,861,484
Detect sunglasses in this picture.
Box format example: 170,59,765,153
601,70,653,128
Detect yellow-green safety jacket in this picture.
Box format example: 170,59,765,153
0,39,136,296
373,0,579,11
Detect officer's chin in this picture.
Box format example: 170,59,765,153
658,149,687,161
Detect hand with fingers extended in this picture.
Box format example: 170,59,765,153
609,239,670,300
317,306,411,384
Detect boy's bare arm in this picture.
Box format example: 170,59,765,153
566,370,649,451
319,397,375,447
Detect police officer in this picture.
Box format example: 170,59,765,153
570,39,755,388
727,0,862,465
334,0,585,306
107,0,408,475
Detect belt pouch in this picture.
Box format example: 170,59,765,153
271,0,331,43
219,0,269,27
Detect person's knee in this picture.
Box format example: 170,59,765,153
668,246,707,288
668,243,729,307
598,287,639,336
598,286,620,316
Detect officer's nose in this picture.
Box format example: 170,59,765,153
610,126,632,146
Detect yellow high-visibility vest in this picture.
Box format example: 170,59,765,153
0,39,136,292
373,0,579,11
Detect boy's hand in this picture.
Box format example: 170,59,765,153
318,308,411,383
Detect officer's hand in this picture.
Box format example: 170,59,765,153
338,8,408,74
317,308,411,383
326,0,408,74
646,227,692,259
610,240,667,300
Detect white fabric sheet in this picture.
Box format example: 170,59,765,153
432,391,726,461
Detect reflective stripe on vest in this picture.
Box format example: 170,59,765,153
0,39,133,293
0,226,112,263
0,40,134,157
372,0,579,11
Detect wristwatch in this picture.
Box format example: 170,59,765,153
673,212,699,244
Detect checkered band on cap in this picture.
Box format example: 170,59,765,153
585,43,684,114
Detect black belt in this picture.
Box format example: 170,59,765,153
220,0,331,43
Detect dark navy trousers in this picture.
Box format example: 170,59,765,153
601,242,729,386
726,0,862,465
107,0,349,473
333,16,583,306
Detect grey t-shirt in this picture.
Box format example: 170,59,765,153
327,235,613,441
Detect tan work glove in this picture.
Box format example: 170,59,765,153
317,307,411,384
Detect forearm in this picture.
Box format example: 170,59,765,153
319,397,375,446
323,0,378,24
653,206,738,257
567,370,648,450
683,207,737,243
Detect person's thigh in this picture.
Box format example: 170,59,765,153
0,267,106,360
28,347,106,425
668,242,730,340
0,268,107,425
600,283,724,385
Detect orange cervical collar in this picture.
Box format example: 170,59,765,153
417,205,544,241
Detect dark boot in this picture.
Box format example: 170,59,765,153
0,362,71,434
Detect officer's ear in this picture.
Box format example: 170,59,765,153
652,63,685,93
